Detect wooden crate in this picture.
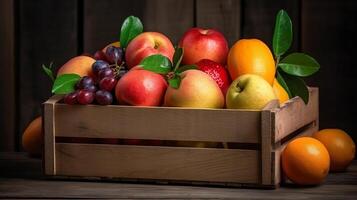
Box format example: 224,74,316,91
43,88,319,188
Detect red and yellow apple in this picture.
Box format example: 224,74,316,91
179,28,228,65
125,32,175,69
115,68,167,106
57,55,95,77
164,70,224,108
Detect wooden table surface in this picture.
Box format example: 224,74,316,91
0,152,356,199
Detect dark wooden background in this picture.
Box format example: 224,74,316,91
1,0,356,151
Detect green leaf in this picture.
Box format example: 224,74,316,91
280,71,309,104
273,9,293,57
168,75,181,89
140,54,172,74
278,53,320,77
51,74,80,94
42,63,55,82
176,65,197,74
120,16,143,48
276,70,292,97
173,47,183,72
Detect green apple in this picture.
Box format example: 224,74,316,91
226,74,277,109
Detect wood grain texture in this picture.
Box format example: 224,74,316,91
0,0,15,151
241,0,300,52
143,0,194,45
18,0,78,150
302,0,357,144
43,95,63,175
55,143,259,183
196,0,241,46
52,101,261,143
274,88,318,142
1,153,357,199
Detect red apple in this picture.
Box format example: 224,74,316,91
179,28,228,65
196,59,231,95
115,69,167,106
125,32,175,69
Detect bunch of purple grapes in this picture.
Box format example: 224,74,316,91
64,45,127,105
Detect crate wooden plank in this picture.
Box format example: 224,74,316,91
43,95,63,175
274,88,319,142
55,143,259,183
53,103,261,143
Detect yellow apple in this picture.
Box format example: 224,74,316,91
226,74,277,109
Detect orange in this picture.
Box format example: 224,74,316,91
313,129,355,171
227,39,276,85
57,55,95,77
22,116,43,156
282,137,330,185
272,79,289,104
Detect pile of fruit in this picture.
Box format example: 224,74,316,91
22,10,355,186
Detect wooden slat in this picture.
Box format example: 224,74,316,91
274,88,319,142
143,0,194,45
261,100,278,185
55,143,259,183
53,102,261,143
0,0,15,151
196,0,241,46
43,95,63,175
18,0,78,150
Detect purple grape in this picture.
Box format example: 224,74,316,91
105,46,124,64
82,84,97,92
95,90,113,105
64,91,79,105
77,90,94,105
98,67,114,80
76,76,94,89
99,77,117,91
93,50,106,61
92,60,109,76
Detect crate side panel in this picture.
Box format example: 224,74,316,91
274,88,318,142
55,143,260,183
54,105,261,143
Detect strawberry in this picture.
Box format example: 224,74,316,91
195,59,231,95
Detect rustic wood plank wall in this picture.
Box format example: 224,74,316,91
0,0,356,151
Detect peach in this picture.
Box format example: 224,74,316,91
179,28,228,65
57,55,95,77
125,32,175,69
164,70,224,108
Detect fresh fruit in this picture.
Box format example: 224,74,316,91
105,46,124,65
64,91,79,105
92,60,110,77
76,76,95,89
164,70,224,108
195,59,231,95
95,90,113,105
179,28,228,65
22,116,42,156
99,77,117,91
226,74,276,109
57,56,96,77
125,32,175,68
93,50,107,61
77,90,94,105
102,41,120,53
272,79,289,104
115,69,168,106
282,137,330,185
98,68,114,80
227,39,275,85
313,129,356,171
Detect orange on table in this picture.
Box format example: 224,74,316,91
272,79,289,104
282,137,330,185
313,129,355,171
227,39,276,85
22,116,43,156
